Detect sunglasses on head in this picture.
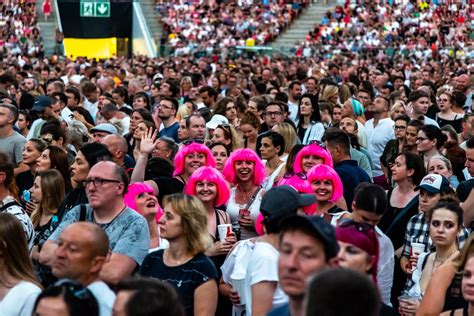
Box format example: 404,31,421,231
339,218,375,235
309,139,326,148
283,172,307,180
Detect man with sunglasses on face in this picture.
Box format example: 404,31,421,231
40,161,150,286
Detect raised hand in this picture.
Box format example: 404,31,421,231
140,127,158,155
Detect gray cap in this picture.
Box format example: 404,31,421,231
90,123,118,135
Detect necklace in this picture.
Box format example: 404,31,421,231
164,249,193,266
432,249,458,271
237,185,255,201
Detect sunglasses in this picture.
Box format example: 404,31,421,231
309,139,326,148
182,139,205,145
339,219,375,235
283,172,307,180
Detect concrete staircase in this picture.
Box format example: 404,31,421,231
138,0,163,52
271,1,335,53
36,0,57,56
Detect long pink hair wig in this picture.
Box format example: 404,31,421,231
173,143,216,176
124,182,163,222
307,164,344,203
293,143,333,173
222,148,265,186
184,166,230,206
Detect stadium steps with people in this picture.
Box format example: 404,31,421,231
36,0,57,56
271,1,335,53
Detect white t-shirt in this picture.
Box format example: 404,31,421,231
88,281,116,316
244,241,288,316
0,281,41,316
365,118,395,177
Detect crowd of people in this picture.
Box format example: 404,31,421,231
0,0,44,58
293,1,472,60
157,0,305,56
0,1,473,316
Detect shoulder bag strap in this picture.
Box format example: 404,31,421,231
244,187,262,211
385,196,418,235
79,204,87,221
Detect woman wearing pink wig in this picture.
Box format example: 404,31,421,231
131,129,216,204
223,149,265,240
184,166,235,259
307,164,347,219
293,142,333,174
124,182,166,251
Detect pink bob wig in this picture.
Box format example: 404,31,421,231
307,164,344,203
173,143,216,177
222,148,265,186
124,182,163,222
293,143,333,173
184,166,230,207
278,174,317,215
255,213,264,236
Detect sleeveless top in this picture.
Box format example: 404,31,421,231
226,187,263,240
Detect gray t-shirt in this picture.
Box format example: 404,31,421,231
49,204,150,265
0,131,26,164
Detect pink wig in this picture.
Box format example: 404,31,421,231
173,143,216,176
278,175,317,215
255,213,264,236
307,164,344,203
124,182,163,222
222,148,265,186
184,166,230,206
293,143,333,173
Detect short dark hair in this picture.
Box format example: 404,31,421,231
0,152,14,187
323,128,350,155
306,268,381,316
265,101,284,113
288,81,302,90
0,103,19,123
260,131,285,156
466,137,474,150
419,125,447,150
408,90,429,103
117,278,184,316
65,87,81,102
40,122,67,143
198,86,218,99
394,114,410,125
160,96,179,112
353,183,387,215
274,92,288,104
185,114,205,129
394,152,426,185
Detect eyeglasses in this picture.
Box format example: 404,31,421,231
394,125,407,130
182,139,205,145
416,137,429,142
265,111,283,117
83,178,121,187
283,172,307,180
157,103,174,110
309,139,326,148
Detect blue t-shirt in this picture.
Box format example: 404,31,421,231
159,121,179,143
268,303,290,316
140,249,218,316
49,204,150,265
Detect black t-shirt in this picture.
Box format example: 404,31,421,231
152,177,185,205
140,250,218,316
16,170,34,195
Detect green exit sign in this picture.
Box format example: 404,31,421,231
80,1,110,18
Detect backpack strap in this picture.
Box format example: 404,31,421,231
79,204,87,221
0,201,22,212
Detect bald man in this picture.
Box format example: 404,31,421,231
102,134,135,169
53,222,115,316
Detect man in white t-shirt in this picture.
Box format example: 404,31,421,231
52,222,116,316
244,185,316,316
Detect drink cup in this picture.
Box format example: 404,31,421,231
218,224,232,242
231,276,246,305
239,209,250,218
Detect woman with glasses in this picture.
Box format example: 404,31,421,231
296,94,324,145
140,194,218,316
417,125,447,168
17,139,46,194
132,129,216,205
0,213,42,316
33,279,98,316
259,131,286,191
381,115,410,182
293,142,333,174
401,202,464,316
307,164,345,218
124,182,166,251
436,92,463,133
223,149,265,240
211,124,241,152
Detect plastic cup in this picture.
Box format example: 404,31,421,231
411,242,425,257
218,224,232,242
231,276,246,305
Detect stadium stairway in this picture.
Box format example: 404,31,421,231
36,0,57,56
271,1,335,53
139,0,163,54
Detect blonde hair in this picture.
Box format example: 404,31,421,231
321,85,339,104
177,104,192,121
163,194,212,256
453,234,474,272
274,122,297,153
31,170,65,227
389,101,406,119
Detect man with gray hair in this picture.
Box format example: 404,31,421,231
0,103,27,174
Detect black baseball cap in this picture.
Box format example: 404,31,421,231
260,185,316,222
280,215,339,259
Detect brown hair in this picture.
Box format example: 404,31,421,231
31,170,65,227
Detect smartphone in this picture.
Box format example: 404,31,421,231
23,190,31,203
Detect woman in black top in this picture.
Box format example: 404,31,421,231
140,194,218,316
436,92,463,133
17,139,45,195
